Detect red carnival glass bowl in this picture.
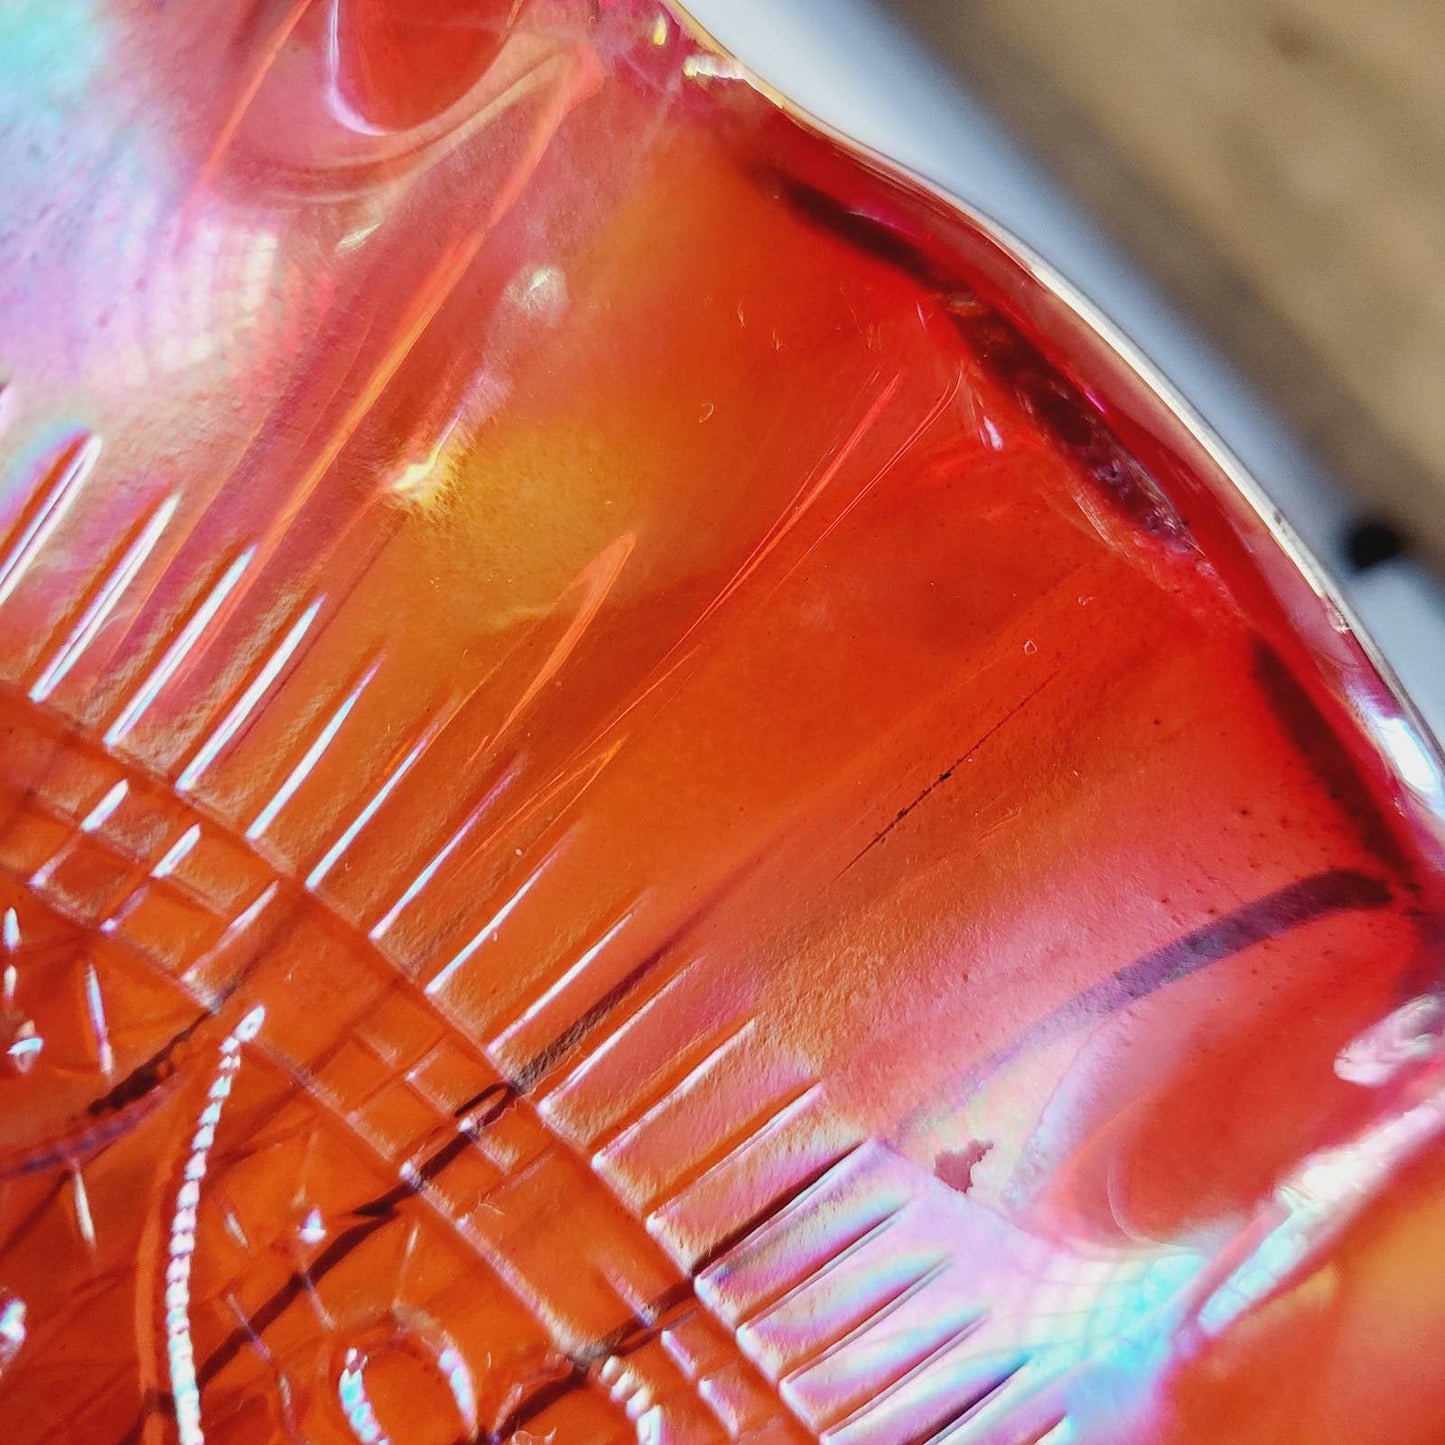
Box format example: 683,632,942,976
0,3,1441,1441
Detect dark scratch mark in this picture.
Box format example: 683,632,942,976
952,867,1392,1098
186,875,747,1402
8,895,287,1183
86,1008,212,1118
844,670,1058,875
196,1084,514,1390
486,1145,864,1437
512,853,770,1092
514,930,697,1091
1103,868,1389,1005
762,170,959,294
119,856,794,1444
176,1056,848,1444
478,1282,697,1443
689,1141,862,1277
770,171,1191,549
0,1009,217,1181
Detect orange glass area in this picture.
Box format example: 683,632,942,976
0,2,1441,1441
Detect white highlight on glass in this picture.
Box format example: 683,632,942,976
0,1294,26,1380
0,434,101,609
247,658,379,841
369,765,515,942
83,959,113,1078
424,852,556,998
153,823,203,880
29,780,129,890
1377,714,1444,802
30,492,178,702
298,1207,327,1246
306,714,444,892
106,546,256,748
166,1004,265,1445
490,914,631,1052
338,1349,389,1445
178,598,323,792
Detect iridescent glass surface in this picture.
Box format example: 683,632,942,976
0,2,1442,1441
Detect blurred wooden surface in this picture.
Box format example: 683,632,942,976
889,0,1445,566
